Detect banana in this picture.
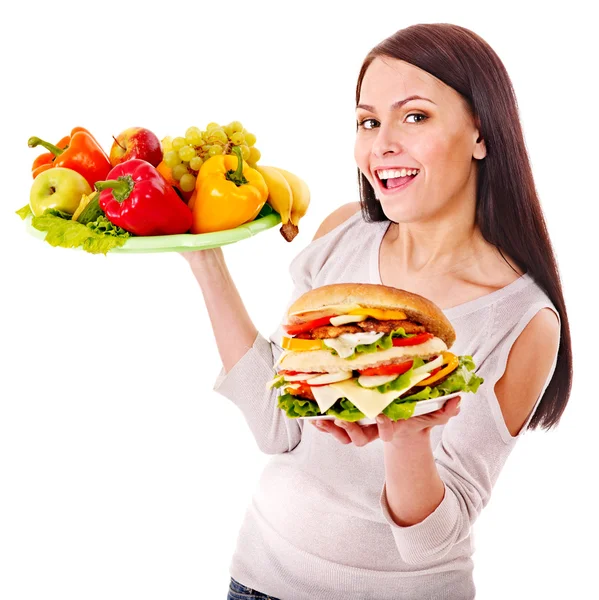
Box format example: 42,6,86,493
255,165,293,224
255,164,311,242
256,164,297,241
276,167,311,227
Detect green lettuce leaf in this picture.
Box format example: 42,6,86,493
277,393,321,417
29,210,131,255
16,204,33,219
271,377,288,389
325,398,365,422
399,356,484,402
382,400,417,420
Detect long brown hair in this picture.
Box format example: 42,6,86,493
355,23,572,431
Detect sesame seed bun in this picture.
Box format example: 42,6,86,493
287,283,456,348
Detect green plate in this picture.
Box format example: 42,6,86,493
24,212,281,254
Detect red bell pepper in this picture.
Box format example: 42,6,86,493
95,159,193,236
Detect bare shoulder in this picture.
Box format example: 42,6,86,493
494,307,560,436
312,202,361,242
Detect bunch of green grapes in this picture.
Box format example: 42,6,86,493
161,121,261,193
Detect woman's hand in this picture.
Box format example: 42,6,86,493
311,396,461,447
311,419,380,447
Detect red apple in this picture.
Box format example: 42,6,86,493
110,127,163,167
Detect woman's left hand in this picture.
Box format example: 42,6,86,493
311,396,461,447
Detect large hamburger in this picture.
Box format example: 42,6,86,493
268,283,483,422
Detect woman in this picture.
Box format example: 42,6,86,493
182,23,572,600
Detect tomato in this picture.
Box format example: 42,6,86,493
391,332,434,346
357,360,414,377
283,316,335,335
287,382,313,396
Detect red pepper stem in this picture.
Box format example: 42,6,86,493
94,176,135,203
28,136,64,156
225,146,249,187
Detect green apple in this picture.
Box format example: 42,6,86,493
29,167,92,217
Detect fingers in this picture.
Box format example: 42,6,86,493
311,420,379,446
418,396,462,426
312,420,351,444
334,420,380,447
375,414,395,442
311,397,462,445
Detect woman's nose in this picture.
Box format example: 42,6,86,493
372,125,402,158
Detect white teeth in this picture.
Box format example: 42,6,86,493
377,168,419,180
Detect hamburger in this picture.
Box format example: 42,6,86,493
267,283,484,422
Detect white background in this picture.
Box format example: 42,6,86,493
1,1,596,598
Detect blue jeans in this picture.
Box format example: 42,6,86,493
227,577,281,600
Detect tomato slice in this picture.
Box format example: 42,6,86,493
392,332,434,346
357,360,414,377
283,316,334,336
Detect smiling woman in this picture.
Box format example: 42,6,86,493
182,22,572,600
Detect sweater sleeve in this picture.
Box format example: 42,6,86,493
212,247,314,455
379,301,561,565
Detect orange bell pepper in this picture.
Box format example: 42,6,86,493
156,160,194,202
28,127,112,188
191,146,268,234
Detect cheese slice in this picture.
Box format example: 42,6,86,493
310,383,347,413
311,372,432,419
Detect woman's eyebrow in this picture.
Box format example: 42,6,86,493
356,95,436,111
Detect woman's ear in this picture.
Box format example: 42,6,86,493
474,134,487,160
473,117,486,160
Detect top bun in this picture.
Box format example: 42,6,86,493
287,283,456,348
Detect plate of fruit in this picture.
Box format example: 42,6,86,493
17,122,310,254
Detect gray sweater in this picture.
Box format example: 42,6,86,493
213,210,560,600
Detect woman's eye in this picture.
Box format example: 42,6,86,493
358,118,379,130
406,113,427,124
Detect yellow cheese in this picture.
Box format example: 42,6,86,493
348,308,407,320
311,372,431,419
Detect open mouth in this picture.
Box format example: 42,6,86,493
376,168,420,190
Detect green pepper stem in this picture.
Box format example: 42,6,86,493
225,146,249,187
94,175,135,203
28,136,65,156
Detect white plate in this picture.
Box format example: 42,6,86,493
296,392,462,424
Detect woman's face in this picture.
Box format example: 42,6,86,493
354,57,486,224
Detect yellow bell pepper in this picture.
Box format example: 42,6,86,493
418,351,460,386
281,336,323,351
190,146,268,234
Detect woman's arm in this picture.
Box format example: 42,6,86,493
380,306,561,564
183,247,258,374
183,202,361,454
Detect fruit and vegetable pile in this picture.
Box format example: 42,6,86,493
16,122,310,254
